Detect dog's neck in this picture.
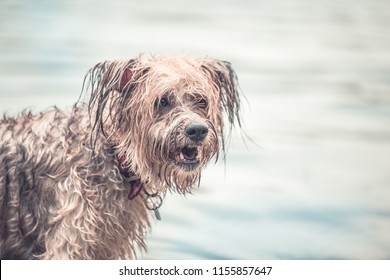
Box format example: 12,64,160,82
117,155,143,199
116,154,162,220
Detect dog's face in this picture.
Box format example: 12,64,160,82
85,55,241,192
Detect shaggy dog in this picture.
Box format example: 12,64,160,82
0,55,241,259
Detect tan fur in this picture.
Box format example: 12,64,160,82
0,55,241,259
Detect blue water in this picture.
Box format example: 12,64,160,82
1,0,390,259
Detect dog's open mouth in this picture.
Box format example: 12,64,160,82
180,146,199,162
171,146,201,170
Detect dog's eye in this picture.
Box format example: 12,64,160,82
197,99,208,109
159,98,170,107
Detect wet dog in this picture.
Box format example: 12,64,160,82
0,55,241,259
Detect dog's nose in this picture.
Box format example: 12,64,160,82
185,123,208,142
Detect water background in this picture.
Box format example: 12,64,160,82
1,0,390,259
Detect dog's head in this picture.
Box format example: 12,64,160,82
83,55,241,192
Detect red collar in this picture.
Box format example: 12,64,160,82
117,155,143,200
116,154,163,221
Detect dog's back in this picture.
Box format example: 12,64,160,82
0,109,69,259
0,107,150,259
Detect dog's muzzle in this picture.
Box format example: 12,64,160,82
168,122,209,171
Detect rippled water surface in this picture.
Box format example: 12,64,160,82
1,0,390,259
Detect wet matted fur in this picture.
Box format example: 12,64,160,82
0,55,241,259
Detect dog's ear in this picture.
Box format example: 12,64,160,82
201,59,241,128
82,58,149,144
113,59,151,93
118,65,134,92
